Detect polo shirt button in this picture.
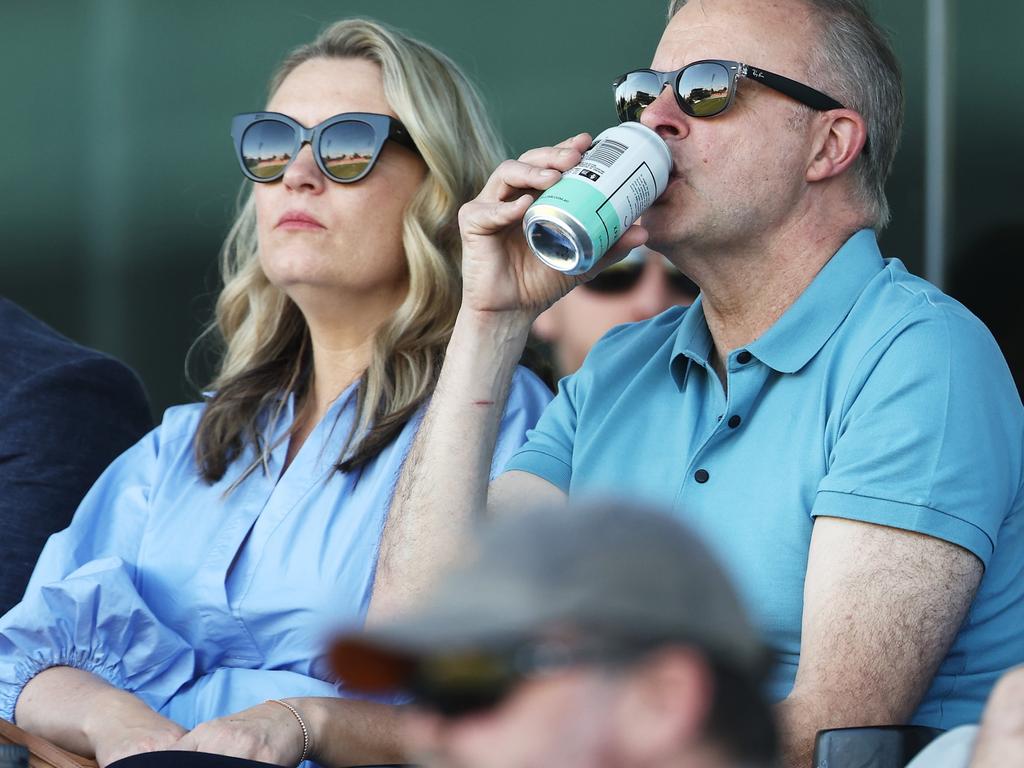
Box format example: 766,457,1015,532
728,415,742,428
736,350,752,364
694,469,710,483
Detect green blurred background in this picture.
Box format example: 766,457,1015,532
2,0,1022,416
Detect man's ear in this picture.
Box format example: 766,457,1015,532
611,647,715,763
806,109,869,182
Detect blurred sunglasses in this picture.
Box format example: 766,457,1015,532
230,111,419,184
613,59,858,141
585,252,698,296
409,640,643,718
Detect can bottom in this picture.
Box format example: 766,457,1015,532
526,219,583,273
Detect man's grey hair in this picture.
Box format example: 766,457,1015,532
667,0,903,229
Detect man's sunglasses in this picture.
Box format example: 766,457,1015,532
586,251,698,296
230,111,420,184
613,59,858,142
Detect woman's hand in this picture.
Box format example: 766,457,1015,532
458,132,649,320
170,701,306,766
90,711,187,768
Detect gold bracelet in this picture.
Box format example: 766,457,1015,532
267,698,310,766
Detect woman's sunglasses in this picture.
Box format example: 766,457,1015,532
613,59,854,135
585,252,698,296
230,111,420,184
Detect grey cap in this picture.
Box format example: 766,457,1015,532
332,501,770,690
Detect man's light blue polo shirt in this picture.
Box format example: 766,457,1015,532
504,229,1024,729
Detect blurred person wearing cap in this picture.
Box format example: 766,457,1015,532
335,502,777,768
533,246,698,377
369,0,1024,766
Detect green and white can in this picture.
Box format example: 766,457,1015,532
523,122,671,275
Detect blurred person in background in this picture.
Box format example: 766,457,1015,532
533,245,698,376
905,665,1024,768
0,19,550,768
0,297,151,614
371,0,1024,766
334,501,778,768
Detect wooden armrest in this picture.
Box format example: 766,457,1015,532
0,718,97,768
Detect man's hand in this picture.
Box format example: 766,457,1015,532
458,133,648,319
171,701,307,766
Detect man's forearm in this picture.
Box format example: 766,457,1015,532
367,308,532,624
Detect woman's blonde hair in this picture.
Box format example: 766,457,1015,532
193,18,505,483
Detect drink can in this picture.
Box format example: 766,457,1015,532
522,122,672,275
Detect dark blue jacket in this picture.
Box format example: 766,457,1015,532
0,298,152,613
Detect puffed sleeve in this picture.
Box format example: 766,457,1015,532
489,366,555,480
0,426,196,722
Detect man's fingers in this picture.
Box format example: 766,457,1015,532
479,158,565,200
579,224,650,280
459,194,534,236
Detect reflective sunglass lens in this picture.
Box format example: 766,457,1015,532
240,120,296,180
320,120,377,181
615,72,662,123
678,62,732,117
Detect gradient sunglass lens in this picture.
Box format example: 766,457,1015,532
677,62,732,117
615,71,663,123
585,259,645,294
320,120,377,181
240,120,296,180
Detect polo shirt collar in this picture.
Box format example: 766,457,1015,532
670,295,713,389
668,228,884,384
748,229,884,373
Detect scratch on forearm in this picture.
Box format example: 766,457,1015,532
471,400,495,406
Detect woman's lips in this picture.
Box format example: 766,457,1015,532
276,211,326,230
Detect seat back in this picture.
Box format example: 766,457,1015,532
813,725,944,768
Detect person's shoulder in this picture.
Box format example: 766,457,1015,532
851,260,1005,364
584,305,689,368
867,260,991,334
0,298,147,395
148,401,207,453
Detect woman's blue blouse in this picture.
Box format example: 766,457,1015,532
0,368,552,728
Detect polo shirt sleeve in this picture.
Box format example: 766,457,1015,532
501,371,583,493
813,306,1023,568
488,366,556,481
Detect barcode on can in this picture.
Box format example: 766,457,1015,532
586,139,628,169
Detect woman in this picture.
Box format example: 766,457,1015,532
0,19,551,768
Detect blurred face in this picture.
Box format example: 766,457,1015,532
404,669,623,768
533,248,698,376
638,0,819,256
254,57,427,314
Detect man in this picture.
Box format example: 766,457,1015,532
0,297,152,612
369,1,1024,766
533,246,698,376
337,502,777,768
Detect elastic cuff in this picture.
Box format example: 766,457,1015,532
2,650,127,724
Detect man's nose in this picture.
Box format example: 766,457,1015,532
639,84,691,141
